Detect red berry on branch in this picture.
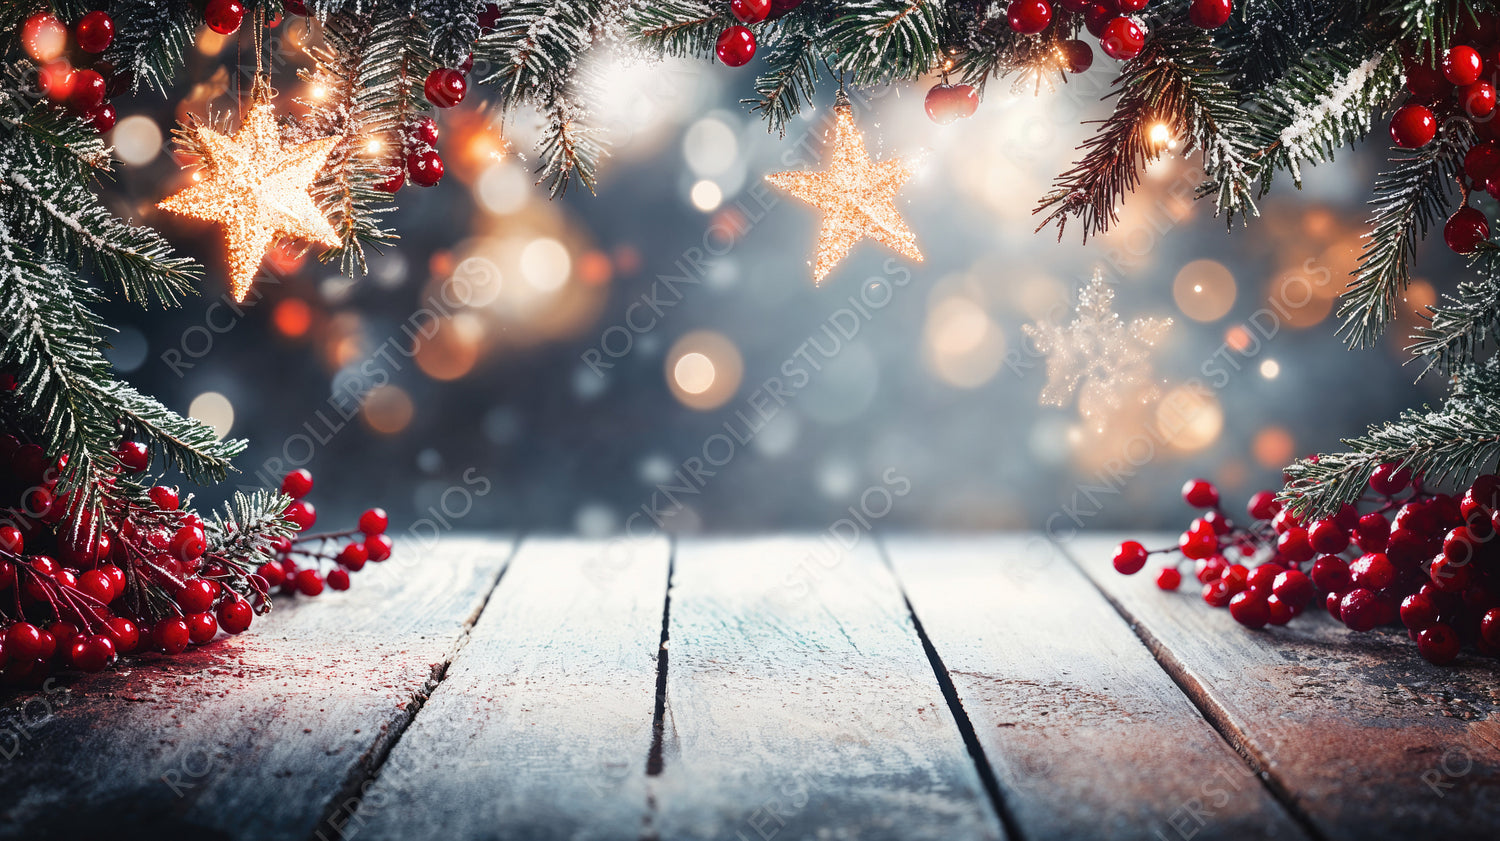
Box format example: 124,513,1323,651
1100,17,1146,61
106,617,139,653
1228,591,1269,628
1482,608,1500,648
1271,569,1315,609
410,115,440,146
327,568,351,591
78,569,114,604
149,485,180,510
186,612,218,644
1310,554,1352,594
1389,104,1436,148
69,635,115,672
1155,567,1182,590
0,525,22,554
281,469,314,498
176,578,219,613
1339,588,1382,632
337,543,368,571
285,0,310,16
924,83,979,125
1187,0,1232,29
365,533,394,562
4,622,47,661
1247,490,1280,521
1082,4,1113,37
1181,478,1219,508
1404,60,1449,102
359,507,389,536
1113,540,1149,574
1463,81,1497,117
374,164,405,194
1059,39,1093,74
285,499,317,531
1307,518,1349,553
295,568,325,596
1195,555,1228,583
1368,461,1412,495
1202,579,1233,607
153,618,191,654
75,11,115,54
256,561,286,588
1266,595,1295,626
1178,527,1218,560
1400,592,1440,630
218,600,253,634
205,0,246,35
170,525,207,563
715,25,757,67
1115,0,1148,10
1246,563,1279,594
765,0,804,18
407,149,445,187
1349,552,1396,591
1417,623,1461,664
731,0,771,24
1445,206,1491,254
1465,141,1500,184
1443,45,1484,86
115,440,149,473
424,68,467,108
478,2,503,31
1007,0,1053,34
67,68,105,113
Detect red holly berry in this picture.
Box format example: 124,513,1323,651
1443,45,1484,86
205,0,246,35
410,115,440,146
186,612,218,645
153,618,191,654
1113,540,1149,574
67,68,105,114
106,617,139,653
1482,607,1500,648
1445,206,1491,254
731,0,771,24
407,149,445,187
1181,478,1219,508
1202,579,1233,607
374,165,405,194
1246,490,1280,520
1310,554,1351,593
283,499,316,532
1082,4,1113,37
285,0,310,16
101,564,126,599
78,569,114,604
75,11,114,54
923,83,979,125
218,599,253,634
337,542,368,570
1349,552,1397,591
1007,0,1052,34
1400,592,1440,631
1463,81,1497,118
1271,569,1315,609
1228,591,1269,628
478,2,503,32
295,568,325,596
1339,588,1382,632
358,507,389,535
327,568,352,591
1059,39,1093,74
256,561,286,588
1417,623,1461,664
1155,567,1182,590
365,533,394,562
68,635,115,672
281,469,314,498
1368,461,1412,495
115,440,149,473
176,578,219,613
1405,61,1448,101
424,68,467,108
1187,0,1232,29
170,525,207,563
0,525,22,555
4,622,47,661
715,25,757,66
1389,104,1437,149
1100,17,1146,61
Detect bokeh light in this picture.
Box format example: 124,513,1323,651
363,385,415,434
188,392,234,440
1253,426,1296,468
1173,259,1236,322
666,331,743,411
113,116,163,167
1155,386,1223,452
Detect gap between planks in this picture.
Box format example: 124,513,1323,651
303,536,523,841
1045,534,1330,841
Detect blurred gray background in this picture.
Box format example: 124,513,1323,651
96,27,1453,535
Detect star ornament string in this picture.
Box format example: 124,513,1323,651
158,80,341,302
765,94,923,285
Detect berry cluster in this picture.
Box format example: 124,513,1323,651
1386,20,1500,254
21,11,128,135
713,0,806,67
1115,470,1500,665
252,469,393,597
0,434,391,684
1007,0,1231,63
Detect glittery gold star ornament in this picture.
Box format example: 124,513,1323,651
1022,272,1173,433
765,94,923,284
158,82,341,301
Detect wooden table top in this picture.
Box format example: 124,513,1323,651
1,534,1496,840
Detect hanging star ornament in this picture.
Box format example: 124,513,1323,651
765,95,923,285
1022,272,1173,433
158,86,341,301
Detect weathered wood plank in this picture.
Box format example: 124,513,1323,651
883,535,1306,841
350,536,670,841
651,536,1005,841
0,535,513,841
1070,533,1500,841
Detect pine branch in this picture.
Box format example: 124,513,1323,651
1281,354,1500,517
627,0,729,57
826,1,949,87
536,93,604,196
746,20,825,134
1217,0,1357,88
1338,119,1472,348
1036,22,1260,239
103,0,198,95
421,0,483,66
205,489,295,569
0,110,199,305
1408,247,1500,376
